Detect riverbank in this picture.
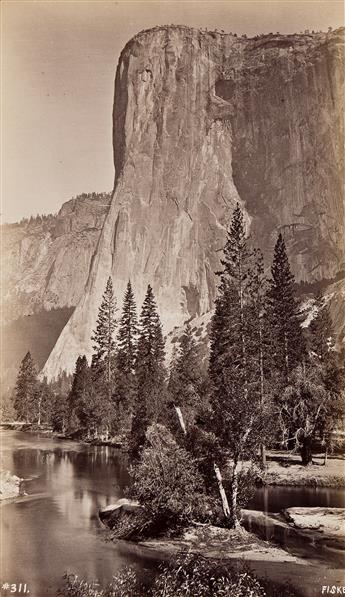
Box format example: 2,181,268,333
0,422,123,448
2,424,344,488
139,523,306,564
261,451,345,488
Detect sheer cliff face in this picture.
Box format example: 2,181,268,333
2,193,110,323
43,26,345,378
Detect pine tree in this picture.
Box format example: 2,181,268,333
246,249,272,466
113,281,139,428
268,233,305,385
33,378,54,426
68,355,91,430
209,205,267,527
91,277,117,397
130,285,166,456
14,352,38,423
116,280,138,375
168,323,203,431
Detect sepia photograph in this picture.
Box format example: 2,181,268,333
1,1,344,595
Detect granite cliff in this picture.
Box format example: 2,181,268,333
2,192,111,323
6,26,345,379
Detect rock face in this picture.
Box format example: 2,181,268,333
37,27,344,378
2,193,111,323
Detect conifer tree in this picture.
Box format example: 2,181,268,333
209,205,267,527
268,233,305,384
130,285,166,456
116,281,138,375
91,277,117,397
246,249,272,465
68,355,90,430
114,281,139,427
14,352,38,423
168,323,202,431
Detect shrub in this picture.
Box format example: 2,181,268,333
129,424,210,525
152,553,267,597
60,557,300,597
60,568,144,597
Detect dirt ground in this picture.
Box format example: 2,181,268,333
263,450,345,487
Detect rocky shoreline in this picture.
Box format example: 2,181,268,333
0,470,23,501
99,500,345,569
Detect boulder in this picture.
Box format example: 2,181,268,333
283,507,345,536
0,471,22,500
99,498,141,525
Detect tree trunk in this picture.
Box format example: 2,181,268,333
214,463,231,520
300,436,313,465
175,406,187,435
230,460,240,528
37,395,42,427
284,331,289,383
258,319,266,468
323,447,328,466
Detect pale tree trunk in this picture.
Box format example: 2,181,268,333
214,463,231,520
230,458,240,528
324,447,328,466
259,317,266,467
284,332,289,383
175,406,187,435
37,394,42,427
238,257,248,399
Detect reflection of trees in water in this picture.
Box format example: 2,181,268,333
12,443,132,531
12,447,48,476
53,446,131,493
13,444,130,492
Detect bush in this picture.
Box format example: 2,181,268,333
152,553,267,597
60,568,144,597
60,556,301,597
129,424,210,525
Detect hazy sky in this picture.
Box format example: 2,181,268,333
2,0,344,222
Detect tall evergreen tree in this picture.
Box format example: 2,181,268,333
130,285,166,456
209,205,267,527
116,280,138,375
91,276,117,397
113,281,139,428
246,249,272,465
268,233,305,384
168,323,203,431
14,352,38,423
68,355,90,429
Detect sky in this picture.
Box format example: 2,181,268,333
1,0,344,222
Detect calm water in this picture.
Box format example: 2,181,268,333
1,430,344,597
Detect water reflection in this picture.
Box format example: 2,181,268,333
1,430,344,597
248,485,345,512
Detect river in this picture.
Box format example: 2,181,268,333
1,430,344,597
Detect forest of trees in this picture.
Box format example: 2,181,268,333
12,204,344,528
